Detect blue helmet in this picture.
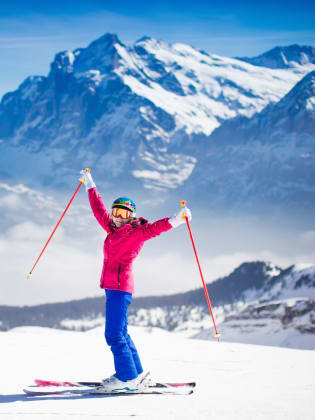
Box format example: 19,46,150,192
112,197,136,213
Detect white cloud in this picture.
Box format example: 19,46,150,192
0,183,105,305
2,218,315,305
299,230,315,242
1,182,315,305
0,224,104,306
0,193,24,210
0,182,58,211
7,221,64,242
0,182,93,234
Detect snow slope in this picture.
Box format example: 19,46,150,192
0,325,314,420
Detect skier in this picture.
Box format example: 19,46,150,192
80,169,192,392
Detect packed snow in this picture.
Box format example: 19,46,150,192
0,325,314,420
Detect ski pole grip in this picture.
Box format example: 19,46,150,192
180,200,187,219
180,200,188,220
80,168,91,184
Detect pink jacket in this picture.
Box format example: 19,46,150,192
88,188,173,294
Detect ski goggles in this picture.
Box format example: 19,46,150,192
111,207,133,219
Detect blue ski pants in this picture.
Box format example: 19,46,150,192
105,289,143,381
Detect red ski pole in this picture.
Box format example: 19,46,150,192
27,169,90,279
181,200,221,342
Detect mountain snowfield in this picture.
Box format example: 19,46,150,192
0,325,314,420
112,36,311,135
0,35,314,195
189,70,315,208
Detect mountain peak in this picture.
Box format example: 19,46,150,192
274,70,315,114
134,35,169,50
48,33,124,76
237,44,315,69
135,35,153,44
232,261,281,279
87,32,121,49
71,32,125,74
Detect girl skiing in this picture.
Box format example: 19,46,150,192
80,169,192,392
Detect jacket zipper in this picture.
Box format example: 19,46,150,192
117,265,120,289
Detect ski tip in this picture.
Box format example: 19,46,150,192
168,382,196,388
34,379,56,387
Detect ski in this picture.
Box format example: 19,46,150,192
34,378,196,389
23,385,194,396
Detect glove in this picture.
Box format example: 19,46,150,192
169,206,192,228
79,169,96,191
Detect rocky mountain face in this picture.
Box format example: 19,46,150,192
131,262,315,338
195,275,315,349
131,263,315,350
185,70,315,211
0,34,314,203
1,261,314,349
237,44,315,69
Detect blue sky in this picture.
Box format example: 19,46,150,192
0,0,314,99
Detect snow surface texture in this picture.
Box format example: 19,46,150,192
0,325,314,420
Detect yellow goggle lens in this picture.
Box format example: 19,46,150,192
112,207,132,219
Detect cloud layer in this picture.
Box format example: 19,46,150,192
1,182,315,305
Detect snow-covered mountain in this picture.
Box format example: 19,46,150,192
0,34,314,195
1,261,314,349
128,262,315,349
237,44,315,69
186,70,315,210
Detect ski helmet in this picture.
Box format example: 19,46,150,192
112,197,136,213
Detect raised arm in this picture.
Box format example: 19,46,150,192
88,188,112,233
80,169,112,233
